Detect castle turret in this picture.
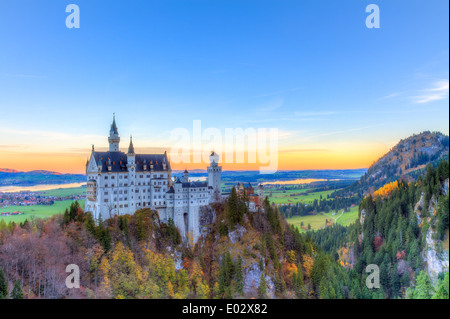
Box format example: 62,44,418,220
127,136,136,211
127,135,136,164
182,169,189,183
258,184,264,208
108,114,120,152
207,151,222,202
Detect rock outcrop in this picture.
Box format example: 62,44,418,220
243,262,275,298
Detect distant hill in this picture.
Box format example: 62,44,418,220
0,168,20,173
334,131,449,196
0,169,85,187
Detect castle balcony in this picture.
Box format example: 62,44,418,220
87,180,97,201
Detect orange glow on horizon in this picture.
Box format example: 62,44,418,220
0,143,388,174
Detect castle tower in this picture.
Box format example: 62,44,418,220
108,114,120,152
182,169,189,183
127,136,136,212
207,151,222,202
258,184,264,207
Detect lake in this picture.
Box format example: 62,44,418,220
261,179,340,185
0,183,86,193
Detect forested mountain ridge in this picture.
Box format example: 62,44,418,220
312,159,449,299
334,131,449,197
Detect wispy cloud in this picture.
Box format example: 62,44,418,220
414,79,449,103
293,111,338,117
0,127,103,142
377,92,403,101
259,98,285,112
305,126,372,140
253,87,302,98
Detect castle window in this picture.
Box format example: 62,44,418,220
111,176,115,179
104,199,108,202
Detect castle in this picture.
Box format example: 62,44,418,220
84,115,222,242
236,182,265,211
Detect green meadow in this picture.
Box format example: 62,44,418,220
38,186,86,197
268,187,337,205
0,200,86,223
286,206,359,233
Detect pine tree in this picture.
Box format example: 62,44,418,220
414,271,435,299
226,187,241,229
11,280,23,299
234,256,244,296
432,272,449,299
294,266,304,298
0,268,8,299
85,212,96,236
63,208,70,226
224,252,234,287
258,273,267,299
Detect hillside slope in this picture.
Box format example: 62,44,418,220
335,131,449,197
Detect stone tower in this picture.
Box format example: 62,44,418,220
108,114,120,152
182,169,189,183
207,151,222,202
258,184,265,207
127,136,136,210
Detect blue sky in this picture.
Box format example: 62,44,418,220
0,0,448,172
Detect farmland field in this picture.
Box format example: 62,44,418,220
286,206,359,233
267,187,338,205
38,186,86,197
0,199,85,223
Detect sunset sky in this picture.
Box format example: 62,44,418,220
0,0,448,174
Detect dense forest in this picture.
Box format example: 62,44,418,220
0,160,448,299
309,160,449,299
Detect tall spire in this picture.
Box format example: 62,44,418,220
108,113,120,152
128,135,135,155
110,113,118,134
